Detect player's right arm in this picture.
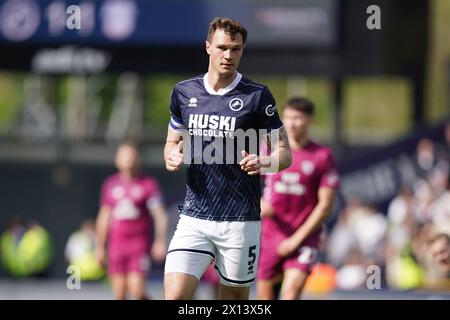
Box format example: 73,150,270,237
164,126,184,172
260,199,274,218
260,177,275,218
164,87,186,172
95,205,111,267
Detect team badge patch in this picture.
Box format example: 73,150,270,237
301,160,315,175
112,186,125,199
326,170,339,185
229,98,244,111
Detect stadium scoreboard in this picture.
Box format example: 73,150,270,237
0,0,338,49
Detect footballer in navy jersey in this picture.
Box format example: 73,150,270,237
163,17,292,300
168,72,283,221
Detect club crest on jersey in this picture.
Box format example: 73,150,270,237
326,170,339,185
188,97,198,107
301,160,315,175
112,186,125,199
229,98,244,111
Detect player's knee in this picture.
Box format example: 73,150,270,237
164,282,180,300
280,283,303,300
164,273,198,300
114,291,127,300
112,281,127,300
256,283,275,300
219,285,250,300
131,292,148,300
165,293,187,300
164,288,194,300
281,292,299,300
129,287,147,300
256,290,274,300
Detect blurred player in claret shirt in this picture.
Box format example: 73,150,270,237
96,141,169,300
257,97,340,300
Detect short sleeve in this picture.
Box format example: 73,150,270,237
257,87,283,132
319,152,340,189
100,179,113,208
169,87,185,130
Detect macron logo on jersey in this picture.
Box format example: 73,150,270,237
188,114,236,138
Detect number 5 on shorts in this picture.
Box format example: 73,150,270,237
248,245,257,274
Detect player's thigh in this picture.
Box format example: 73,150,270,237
164,272,199,300
108,248,127,276
110,274,127,300
126,272,148,300
280,268,309,300
256,271,283,300
214,221,260,287
256,244,282,300
282,245,318,276
257,241,284,284
165,215,215,280
280,245,318,299
127,250,151,275
167,215,216,257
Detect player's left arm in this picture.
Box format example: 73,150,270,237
278,187,336,257
147,192,169,262
149,204,169,262
240,87,292,175
266,126,292,172
240,127,292,175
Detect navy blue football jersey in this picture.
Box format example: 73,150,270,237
169,72,283,221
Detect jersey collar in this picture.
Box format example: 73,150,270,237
203,72,242,96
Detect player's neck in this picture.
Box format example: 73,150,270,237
120,170,137,181
207,69,237,92
290,136,309,150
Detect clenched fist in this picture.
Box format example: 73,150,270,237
166,140,184,172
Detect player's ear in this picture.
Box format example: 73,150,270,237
205,40,211,55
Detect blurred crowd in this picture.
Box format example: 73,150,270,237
64,219,105,281
0,218,53,278
324,125,450,291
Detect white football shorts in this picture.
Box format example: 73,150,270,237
165,214,261,287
